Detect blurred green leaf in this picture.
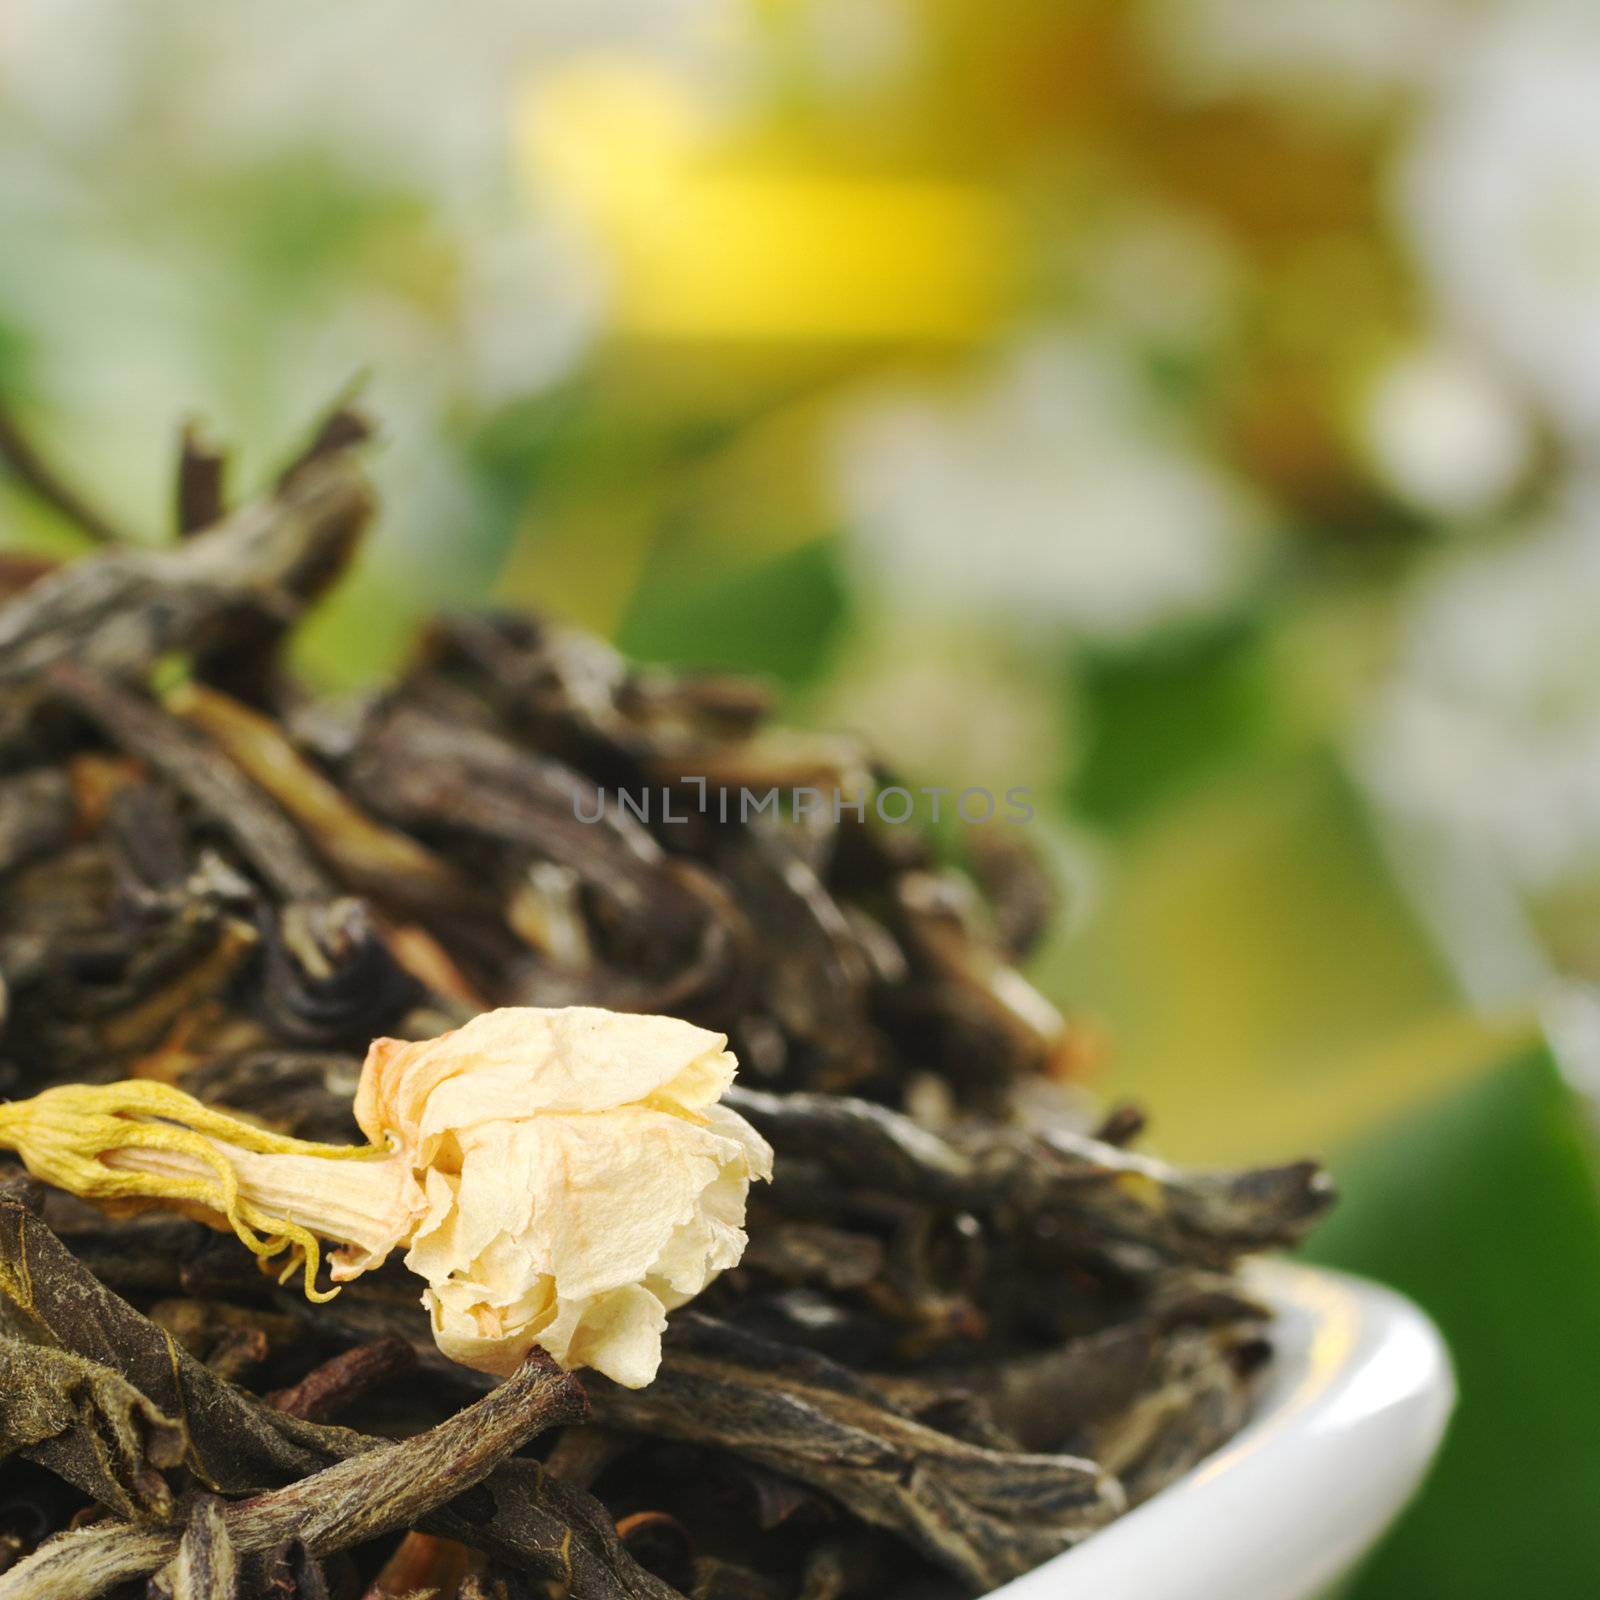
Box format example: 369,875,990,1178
190,155,439,303
1302,1048,1600,1597
1050,751,1480,1166
0,317,29,387
1069,613,1277,828
617,536,850,691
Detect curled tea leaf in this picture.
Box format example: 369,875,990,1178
590,1315,1125,1592
0,1337,185,1522
0,1196,329,1493
0,1352,589,1600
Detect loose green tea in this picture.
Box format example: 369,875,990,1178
0,404,1331,1599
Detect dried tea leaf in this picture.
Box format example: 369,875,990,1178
739,1219,886,1292
1,1353,588,1599
344,703,737,1011
881,869,1066,1083
162,680,481,930
708,832,876,1092
0,448,370,688
174,422,229,539
0,1202,680,1600
965,829,1055,964
245,1540,331,1600
0,1337,185,1522
688,1555,788,1600
1079,1324,1265,1507
728,1086,1332,1267
419,1454,681,1600
264,1337,415,1423
277,403,371,493
0,771,73,878
148,1496,238,1600
928,1321,1161,1453
0,1520,173,1600
224,1354,586,1561
203,1326,270,1384
0,1197,329,1493
590,1315,1125,1592
256,898,423,1048
44,664,332,904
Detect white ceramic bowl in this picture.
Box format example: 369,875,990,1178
987,1261,1454,1600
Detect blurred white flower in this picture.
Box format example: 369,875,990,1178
832,338,1266,644
462,221,604,404
0,0,145,143
1358,484,1600,890
815,623,1072,797
1081,209,1241,357
758,0,914,101
1362,341,1534,518
0,0,736,612
1,0,732,192
1140,0,1468,109
1403,5,1600,445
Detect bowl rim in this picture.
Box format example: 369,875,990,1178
983,1260,1455,1600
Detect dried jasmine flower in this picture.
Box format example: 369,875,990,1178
0,1006,772,1387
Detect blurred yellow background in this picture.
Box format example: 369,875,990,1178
5,2,1600,1592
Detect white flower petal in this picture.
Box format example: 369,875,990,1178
355,1006,735,1148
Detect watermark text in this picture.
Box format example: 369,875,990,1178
573,781,1034,826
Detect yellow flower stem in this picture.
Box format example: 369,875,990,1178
0,1080,411,1301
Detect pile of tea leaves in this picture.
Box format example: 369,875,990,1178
0,408,1331,1600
